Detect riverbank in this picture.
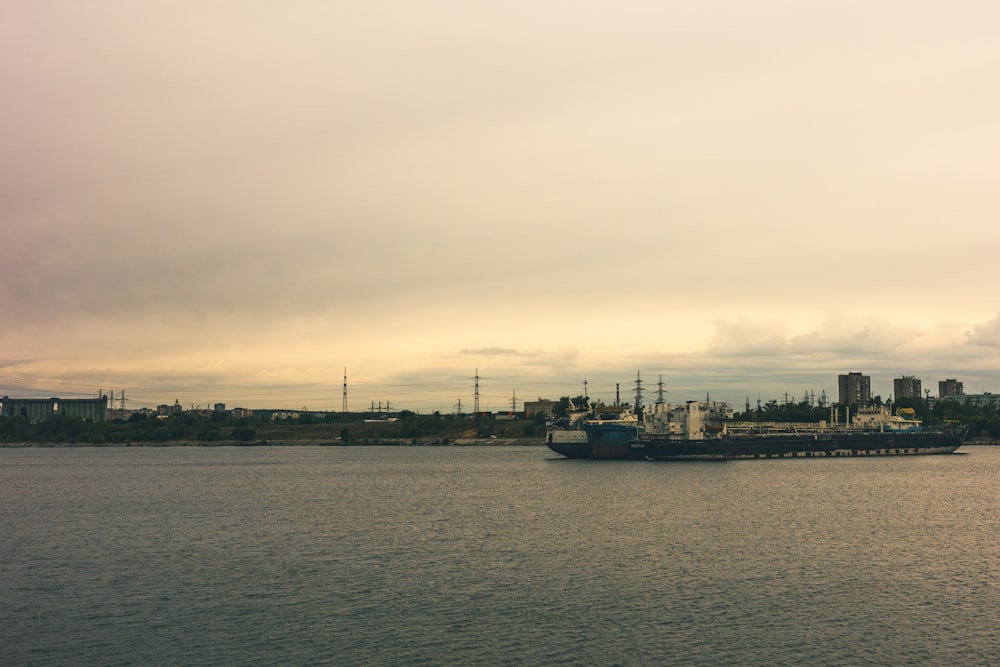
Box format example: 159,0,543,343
0,412,547,447
7,434,995,448
1,437,545,448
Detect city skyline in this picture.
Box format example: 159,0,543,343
3,2,999,413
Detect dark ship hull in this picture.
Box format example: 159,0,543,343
549,427,967,460
635,428,966,460
546,440,630,460
546,422,638,459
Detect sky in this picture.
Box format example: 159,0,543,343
3,1,999,413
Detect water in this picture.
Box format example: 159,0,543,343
2,445,1000,666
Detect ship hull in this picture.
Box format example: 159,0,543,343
546,422,638,459
634,430,965,460
549,429,966,460
545,434,592,459
583,422,638,459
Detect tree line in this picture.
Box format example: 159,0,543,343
0,410,262,444
0,408,547,444
4,395,997,443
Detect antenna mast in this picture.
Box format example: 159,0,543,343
474,369,480,414
342,368,348,412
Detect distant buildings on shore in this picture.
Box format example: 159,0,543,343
0,396,108,422
835,372,998,409
2,371,997,423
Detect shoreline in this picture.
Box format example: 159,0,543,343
1,438,546,448
4,436,997,448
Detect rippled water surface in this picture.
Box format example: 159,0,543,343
3,445,1000,666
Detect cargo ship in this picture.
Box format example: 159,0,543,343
548,399,966,460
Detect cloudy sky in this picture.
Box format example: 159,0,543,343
3,1,999,412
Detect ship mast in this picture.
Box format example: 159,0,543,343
633,371,644,412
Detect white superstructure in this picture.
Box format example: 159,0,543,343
643,400,734,440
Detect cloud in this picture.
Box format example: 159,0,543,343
2,2,998,411
458,347,523,357
967,314,1000,347
0,358,36,369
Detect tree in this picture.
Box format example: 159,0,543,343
231,427,256,442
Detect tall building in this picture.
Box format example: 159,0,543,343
893,376,922,400
838,372,871,406
939,379,964,397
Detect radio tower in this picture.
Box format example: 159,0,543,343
474,369,480,414
342,368,348,413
